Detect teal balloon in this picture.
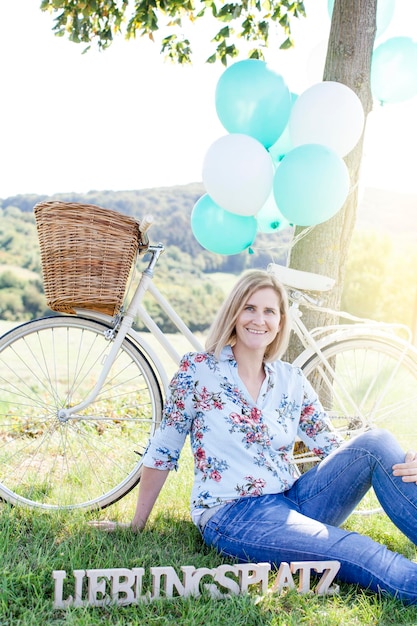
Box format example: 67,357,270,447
256,193,290,233
191,194,257,255
273,144,350,226
269,92,298,163
215,59,292,149
328,0,395,38
371,37,417,104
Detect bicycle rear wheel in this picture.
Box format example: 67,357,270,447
0,316,163,510
301,335,417,450
300,335,417,514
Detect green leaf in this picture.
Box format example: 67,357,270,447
41,0,304,62
279,36,293,50
279,13,289,28
248,48,263,59
212,26,231,41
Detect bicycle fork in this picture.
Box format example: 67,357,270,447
57,245,165,422
291,306,367,432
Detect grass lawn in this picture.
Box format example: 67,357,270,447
0,324,416,623
1,443,417,625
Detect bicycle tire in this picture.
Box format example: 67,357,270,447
299,335,417,514
300,335,417,451
0,315,163,510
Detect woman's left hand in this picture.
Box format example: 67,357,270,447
392,451,417,484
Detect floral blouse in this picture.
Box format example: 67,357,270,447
142,346,343,519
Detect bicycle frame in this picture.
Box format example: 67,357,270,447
5,211,416,511
58,245,203,421
57,246,416,432
290,292,415,431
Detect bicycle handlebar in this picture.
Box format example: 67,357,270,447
139,214,154,235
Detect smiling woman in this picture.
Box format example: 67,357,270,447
92,266,417,605
233,288,283,382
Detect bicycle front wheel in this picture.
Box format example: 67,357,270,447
0,316,163,510
301,335,417,452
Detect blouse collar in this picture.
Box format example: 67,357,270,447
220,345,275,376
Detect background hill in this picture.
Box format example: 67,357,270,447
3,184,416,238
0,185,291,329
0,185,415,332
1,184,292,270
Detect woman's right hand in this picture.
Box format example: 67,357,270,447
89,467,167,534
87,520,132,532
88,518,147,532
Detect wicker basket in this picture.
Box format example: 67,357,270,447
34,201,149,316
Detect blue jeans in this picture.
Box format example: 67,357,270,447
202,429,417,604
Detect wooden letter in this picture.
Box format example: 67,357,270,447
290,561,340,595
53,570,71,609
52,569,86,608
150,566,196,599
313,561,340,595
237,563,271,594
86,569,111,606
72,569,86,607
270,562,295,593
110,568,138,605
132,567,146,602
188,567,215,598
212,564,241,597
291,562,315,593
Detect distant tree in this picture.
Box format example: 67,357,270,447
341,231,390,320
22,282,47,319
0,231,16,252
342,232,417,329
136,277,224,333
0,271,24,290
0,291,25,321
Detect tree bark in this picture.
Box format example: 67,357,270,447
286,0,377,362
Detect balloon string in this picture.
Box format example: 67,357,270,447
250,224,316,262
251,175,358,261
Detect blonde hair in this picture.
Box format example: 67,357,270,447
205,269,290,362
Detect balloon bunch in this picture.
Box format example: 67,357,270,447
192,59,364,255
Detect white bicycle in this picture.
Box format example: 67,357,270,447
0,206,416,510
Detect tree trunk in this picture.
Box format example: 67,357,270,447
286,0,376,362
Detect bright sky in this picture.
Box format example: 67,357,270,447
0,0,416,199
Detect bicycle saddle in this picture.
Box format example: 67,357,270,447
267,263,335,292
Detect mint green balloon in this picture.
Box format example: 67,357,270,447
273,144,350,226
371,37,417,104
215,59,291,149
191,194,257,255
256,193,290,233
269,92,298,163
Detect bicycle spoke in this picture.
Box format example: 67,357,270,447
0,317,162,509
301,336,417,452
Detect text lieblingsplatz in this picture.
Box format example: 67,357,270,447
52,560,341,608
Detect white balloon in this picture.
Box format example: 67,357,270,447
289,81,365,157
202,134,274,216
